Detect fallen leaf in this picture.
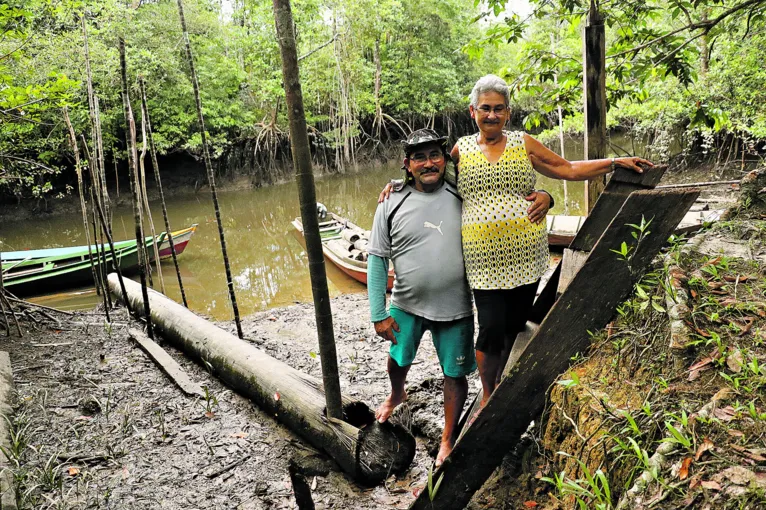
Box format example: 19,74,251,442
686,321,711,338
710,289,729,295
727,429,744,438
695,438,714,461
712,387,733,401
702,256,722,268
726,349,744,373
723,275,749,283
737,317,755,336
689,474,702,490
205,411,215,419
268,316,277,321
713,406,737,422
730,444,766,462
708,281,725,289
231,432,249,439
701,480,721,491
523,502,539,508
690,289,698,299
688,357,714,372
719,297,738,307
679,457,693,480
68,467,80,476
274,392,280,401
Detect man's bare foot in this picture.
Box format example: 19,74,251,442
375,391,406,423
435,439,454,467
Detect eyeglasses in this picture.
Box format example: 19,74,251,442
410,151,445,164
477,105,508,116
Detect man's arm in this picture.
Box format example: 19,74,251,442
368,255,399,343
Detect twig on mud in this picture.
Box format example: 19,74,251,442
205,454,251,479
56,452,110,465
30,342,73,348
560,408,588,443
5,295,75,316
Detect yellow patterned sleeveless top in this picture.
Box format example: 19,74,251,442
456,130,549,290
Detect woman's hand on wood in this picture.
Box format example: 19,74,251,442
525,191,550,224
374,316,400,344
616,157,654,174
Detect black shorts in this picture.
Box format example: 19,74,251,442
473,281,539,355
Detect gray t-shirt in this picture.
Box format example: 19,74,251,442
368,183,472,321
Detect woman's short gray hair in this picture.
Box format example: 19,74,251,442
469,74,510,108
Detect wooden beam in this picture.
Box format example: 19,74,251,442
128,328,204,398
409,188,700,510
583,1,607,212
108,275,415,485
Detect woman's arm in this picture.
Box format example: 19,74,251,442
524,134,652,181
450,143,460,168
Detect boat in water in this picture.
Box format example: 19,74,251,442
1,225,198,296
292,214,395,290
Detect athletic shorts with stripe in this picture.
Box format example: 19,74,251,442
388,305,477,378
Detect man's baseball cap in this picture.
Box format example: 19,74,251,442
402,128,448,155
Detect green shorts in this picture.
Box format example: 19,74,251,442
389,306,476,378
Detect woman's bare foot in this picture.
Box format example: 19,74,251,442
375,391,406,423
435,439,454,467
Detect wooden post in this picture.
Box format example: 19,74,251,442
108,274,416,484
410,188,700,510
175,0,243,338
119,37,154,340
582,0,607,212
273,0,344,420
139,77,188,307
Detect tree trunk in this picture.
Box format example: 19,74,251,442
582,1,607,212
273,0,344,420
119,37,154,340
62,107,100,296
176,0,243,338
139,77,188,307
373,36,383,141
107,274,415,485
139,105,166,294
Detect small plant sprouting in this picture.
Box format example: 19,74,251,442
426,463,444,502
557,371,580,389
202,386,218,417
103,320,113,338
611,215,654,274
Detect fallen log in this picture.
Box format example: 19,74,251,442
108,274,414,485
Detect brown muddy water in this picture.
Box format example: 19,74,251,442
0,163,585,319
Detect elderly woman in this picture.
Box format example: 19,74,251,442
455,75,652,408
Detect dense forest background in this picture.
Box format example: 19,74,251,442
1,0,765,201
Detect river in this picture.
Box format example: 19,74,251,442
1,163,585,319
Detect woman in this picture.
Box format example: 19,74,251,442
456,74,652,408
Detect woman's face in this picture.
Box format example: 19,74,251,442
469,91,509,137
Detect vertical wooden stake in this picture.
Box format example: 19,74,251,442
119,37,154,340
63,107,100,294
139,77,188,307
582,0,607,212
273,0,343,420
176,0,243,338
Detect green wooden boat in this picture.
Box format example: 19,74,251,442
2,233,166,297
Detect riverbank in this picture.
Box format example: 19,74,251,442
0,292,474,509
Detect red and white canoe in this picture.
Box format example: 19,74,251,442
157,224,198,260
292,214,395,290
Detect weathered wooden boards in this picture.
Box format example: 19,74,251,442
0,351,18,510
409,188,699,509
127,328,205,398
109,275,415,485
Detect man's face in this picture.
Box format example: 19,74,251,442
469,91,509,136
405,142,446,190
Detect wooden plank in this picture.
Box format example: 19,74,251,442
128,328,205,398
557,248,590,295
409,188,700,510
569,166,667,252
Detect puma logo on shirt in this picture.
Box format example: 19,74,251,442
424,221,443,235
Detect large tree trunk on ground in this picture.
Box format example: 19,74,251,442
107,274,415,485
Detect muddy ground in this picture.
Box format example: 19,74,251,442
0,292,480,509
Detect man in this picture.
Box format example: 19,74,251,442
367,128,476,467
